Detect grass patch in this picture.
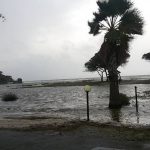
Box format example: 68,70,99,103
143,90,150,96
119,93,130,106
2,93,18,101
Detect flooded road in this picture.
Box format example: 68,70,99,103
0,83,150,125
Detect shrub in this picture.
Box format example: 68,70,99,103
119,93,130,106
2,93,18,101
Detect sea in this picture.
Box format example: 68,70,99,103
0,75,150,125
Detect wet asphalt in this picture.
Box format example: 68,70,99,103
0,126,150,150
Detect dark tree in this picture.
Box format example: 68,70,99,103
0,14,6,22
85,51,108,82
88,0,144,108
0,71,14,84
142,52,150,60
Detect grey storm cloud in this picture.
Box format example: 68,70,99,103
0,0,150,81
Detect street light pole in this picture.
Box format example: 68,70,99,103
86,91,89,121
84,85,91,121
135,86,138,113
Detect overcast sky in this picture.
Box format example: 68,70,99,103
0,0,150,81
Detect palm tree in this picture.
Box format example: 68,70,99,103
88,0,144,108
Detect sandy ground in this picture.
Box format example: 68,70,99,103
0,117,150,132
0,117,72,130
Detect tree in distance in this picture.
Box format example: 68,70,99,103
0,14,6,22
88,0,144,108
142,52,150,61
85,51,109,82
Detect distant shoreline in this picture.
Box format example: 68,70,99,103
21,79,150,88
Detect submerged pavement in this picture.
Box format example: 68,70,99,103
0,126,150,150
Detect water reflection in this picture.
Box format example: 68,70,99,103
109,108,121,122
136,112,140,124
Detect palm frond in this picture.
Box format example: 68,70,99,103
93,12,106,22
108,0,133,16
119,9,144,35
88,0,134,36
88,21,101,35
97,0,133,17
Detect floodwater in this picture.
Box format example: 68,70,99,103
0,82,150,125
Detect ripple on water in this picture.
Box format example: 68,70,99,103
0,84,150,125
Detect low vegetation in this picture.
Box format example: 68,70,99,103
2,93,18,101
119,93,130,106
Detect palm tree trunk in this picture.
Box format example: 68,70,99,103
108,70,121,108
